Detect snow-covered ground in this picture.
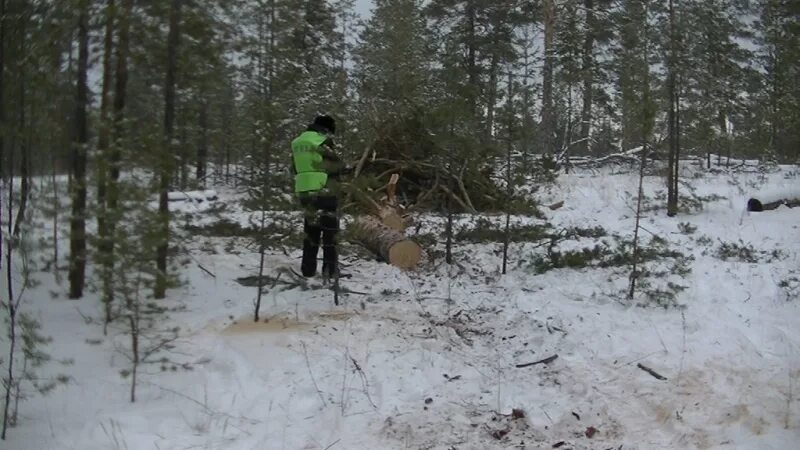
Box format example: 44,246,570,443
4,164,800,450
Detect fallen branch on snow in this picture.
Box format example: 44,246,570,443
637,363,667,380
515,354,558,368
235,269,367,295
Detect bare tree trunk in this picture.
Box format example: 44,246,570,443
445,199,453,265
564,92,573,173
486,54,498,138
718,109,729,167
105,0,132,311
155,0,182,299
128,307,139,402
98,0,115,328
51,150,60,282
197,99,208,187
502,72,513,275
223,86,232,184
579,0,594,156
0,0,4,268
522,41,532,168
253,208,267,322
629,0,653,300
12,72,26,238
0,0,4,191
675,84,681,195
628,139,648,299
666,0,678,217
1,211,13,440
466,0,478,114
68,4,89,299
541,0,556,155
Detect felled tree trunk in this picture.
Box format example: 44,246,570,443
350,216,422,269
747,197,800,212
377,206,407,231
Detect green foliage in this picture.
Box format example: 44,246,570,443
715,240,785,263
695,234,714,246
456,219,550,243
603,236,685,268
779,272,799,301
185,219,259,238
635,281,688,310
532,245,609,273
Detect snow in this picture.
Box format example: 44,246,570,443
167,189,219,203
3,165,800,449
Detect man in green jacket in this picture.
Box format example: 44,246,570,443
292,115,348,279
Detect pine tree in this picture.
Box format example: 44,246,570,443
756,0,800,161
68,0,89,299
665,0,679,216
154,0,183,299
614,0,652,151
353,0,432,135
96,0,116,327
540,0,556,155
577,0,613,156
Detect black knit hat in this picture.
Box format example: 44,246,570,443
312,115,336,134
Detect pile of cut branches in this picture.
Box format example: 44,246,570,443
345,114,504,213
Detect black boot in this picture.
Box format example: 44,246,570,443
301,217,321,277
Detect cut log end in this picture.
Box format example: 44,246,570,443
748,197,800,212
349,216,422,270
388,240,422,269
747,198,763,212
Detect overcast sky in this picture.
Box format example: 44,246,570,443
354,0,373,18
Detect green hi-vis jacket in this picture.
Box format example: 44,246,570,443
292,131,329,193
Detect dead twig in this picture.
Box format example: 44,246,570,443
515,354,558,368
197,263,216,278
439,184,471,212
350,356,378,410
456,166,477,213
637,363,667,381
301,341,327,408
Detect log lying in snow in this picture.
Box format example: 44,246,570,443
168,190,218,203
378,206,407,231
349,216,422,269
747,197,800,212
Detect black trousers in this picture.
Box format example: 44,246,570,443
299,193,339,277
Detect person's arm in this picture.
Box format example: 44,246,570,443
319,139,353,178
319,138,341,162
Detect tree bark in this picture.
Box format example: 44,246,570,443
541,0,556,155
350,216,422,269
0,0,4,196
747,197,800,212
197,99,208,187
629,0,653,300
12,68,27,238
98,0,115,326
466,0,478,115
666,0,678,217
155,0,182,299
1,213,12,440
69,3,89,299
486,54,498,138
578,0,594,155
102,0,131,309
502,72,513,275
